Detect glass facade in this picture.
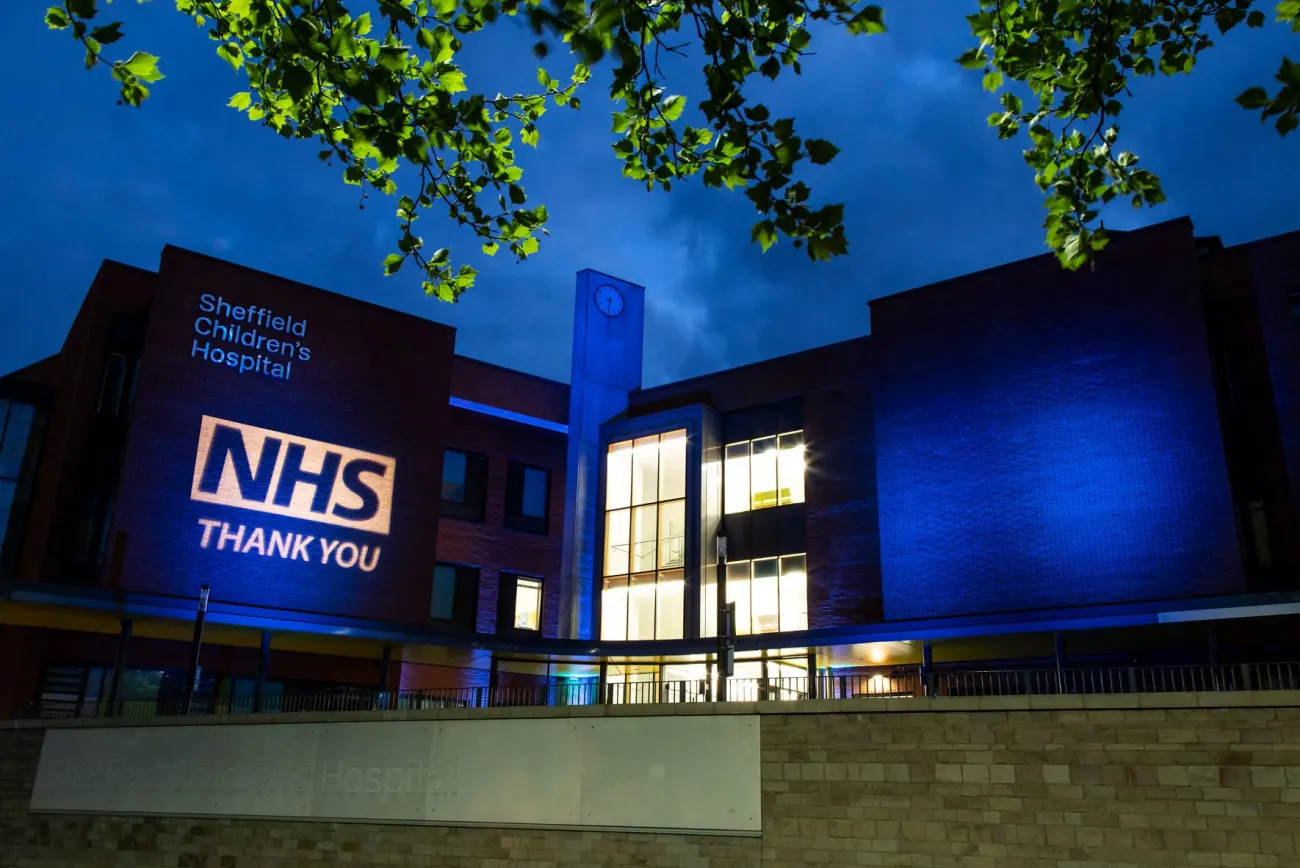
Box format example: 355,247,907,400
703,554,808,637
724,430,805,513
601,430,688,640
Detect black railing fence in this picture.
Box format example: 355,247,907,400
19,660,1300,721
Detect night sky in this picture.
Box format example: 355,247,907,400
2,2,1296,387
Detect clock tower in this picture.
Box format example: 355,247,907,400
559,270,646,639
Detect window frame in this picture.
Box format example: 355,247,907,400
723,429,806,515
598,429,689,641
497,572,544,633
504,461,550,534
440,448,488,523
431,561,482,629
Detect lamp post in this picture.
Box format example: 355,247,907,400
716,517,735,701
182,584,210,715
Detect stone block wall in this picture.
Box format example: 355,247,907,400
5,694,1300,867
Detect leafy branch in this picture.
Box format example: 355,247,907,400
44,0,885,300
964,0,1297,270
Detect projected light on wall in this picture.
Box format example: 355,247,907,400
875,286,1244,622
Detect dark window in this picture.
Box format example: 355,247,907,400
431,562,481,628
441,449,487,522
505,462,549,534
0,399,45,579
497,573,543,632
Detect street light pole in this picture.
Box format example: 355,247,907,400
182,584,210,715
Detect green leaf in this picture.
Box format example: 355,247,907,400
383,254,404,276
751,220,778,252
805,139,839,165
281,64,312,102
982,68,1003,91
956,48,985,70
89,22,122,44
227,91,252,110
1235,86,1271,109
122,51,164,83
44,7,71,29
440,69,467,93
67,0,96,19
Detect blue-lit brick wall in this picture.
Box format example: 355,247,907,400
1245,232,1300,562
871,220,1245,621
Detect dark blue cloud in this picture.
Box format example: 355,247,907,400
1,2,1295,386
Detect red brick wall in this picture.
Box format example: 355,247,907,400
108,247,456,625
435,405,567,637
8,262,154,584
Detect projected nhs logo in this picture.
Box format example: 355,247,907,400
190,416,395,535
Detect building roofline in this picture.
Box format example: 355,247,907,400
867,216,1197,310
636,333,871,399
454,353,568,390
160,244,458,337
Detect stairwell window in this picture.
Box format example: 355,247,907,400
601,430,687,640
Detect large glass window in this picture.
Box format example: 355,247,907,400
704,554,807,636
601,430,687,640
724,430,804,514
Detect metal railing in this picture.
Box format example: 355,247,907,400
17,660,1300,722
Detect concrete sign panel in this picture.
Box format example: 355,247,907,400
30,715,761,834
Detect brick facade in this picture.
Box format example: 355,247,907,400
435,404,567,638
871,220,1246,620
5,694,1300,867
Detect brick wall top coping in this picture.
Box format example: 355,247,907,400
5,690,1300,731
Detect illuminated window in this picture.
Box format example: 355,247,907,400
498,573,542,632
601,430,687,640
441,448,487,522
706,554,807,636
0,399,44,579
724,430,804,514
505,462,549,534
431,562,480,627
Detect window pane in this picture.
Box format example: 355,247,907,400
631,435,659,505
658,429,687,501
604,508,630,576
779,555,808,632
778,431,805,506
726,560,751,636
631,504,658,573
601,576,628,640
514,578,542,630
522,467,548,518
752,557,780,633
431,565,457,619
750,437,778,510
441,450,466,502
724,442,750,515
627,573,657,641
0,480,15,540
119,670,163,702
606,440,633,511
0,403,34,479
658,499,686,570
656,570,684,639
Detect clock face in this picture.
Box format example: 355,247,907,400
595,284,625,318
